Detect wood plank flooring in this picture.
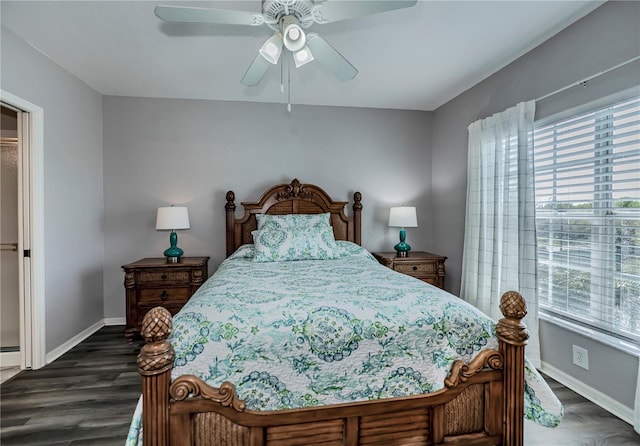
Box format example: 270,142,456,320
1,326,143,445
1,325,638,445
524,380,640,446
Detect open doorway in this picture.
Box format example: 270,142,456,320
0,91,45,376
1,105,20,380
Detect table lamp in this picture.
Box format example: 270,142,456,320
388,206,417,257
156,206,190,263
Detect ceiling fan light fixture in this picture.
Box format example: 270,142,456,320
284,24,306,51
294,46,314,67
258,33,283,64
281,16,306,52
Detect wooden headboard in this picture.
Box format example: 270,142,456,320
225,178,362,257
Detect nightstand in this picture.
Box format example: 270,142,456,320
122,256,210,342
372,251,446,289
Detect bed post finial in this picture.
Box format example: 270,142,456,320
137,307,174,446
497,291,529,345
353,192,362,210
226,191,236,257
353,191,362,246
226,191,235,208
496,291,528,446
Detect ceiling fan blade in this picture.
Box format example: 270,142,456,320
241,53,272,86
306,33,358,81
154,5,265,26
311,0,417,24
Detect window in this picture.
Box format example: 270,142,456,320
533,96,640,341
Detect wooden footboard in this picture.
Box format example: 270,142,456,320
137,291,529,446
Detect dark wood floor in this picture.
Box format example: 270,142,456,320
1,326,143,445
1,325,638,445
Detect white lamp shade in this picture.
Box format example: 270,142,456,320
156,206,190,230
293,46,314,67
259,33,283,65
281,16,306,52
388,206,417,228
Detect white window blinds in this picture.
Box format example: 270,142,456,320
533,96,640,341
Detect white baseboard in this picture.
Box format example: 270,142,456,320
540,361,634,425
44,317,127,365
0,351,21,367
104,317,126,326
45,319,105,364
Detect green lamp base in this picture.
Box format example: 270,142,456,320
394,228,411,257
164,231,184,263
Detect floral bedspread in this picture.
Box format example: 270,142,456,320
126,242,562,444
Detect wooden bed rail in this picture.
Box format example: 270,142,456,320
137,291,529,446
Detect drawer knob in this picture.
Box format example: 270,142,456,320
413,266,418,271
161,290,169,300
161,274,168,280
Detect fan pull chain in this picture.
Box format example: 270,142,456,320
280,52,284,94
287,52,292,112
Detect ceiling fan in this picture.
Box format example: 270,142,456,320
154,0,418,87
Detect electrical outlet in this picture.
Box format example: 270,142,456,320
572,345,589,370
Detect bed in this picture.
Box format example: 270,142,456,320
128,179,562,446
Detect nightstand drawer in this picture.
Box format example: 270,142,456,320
138,270,191,285
372,251,446,290
394,262,436,276
138,287,190,303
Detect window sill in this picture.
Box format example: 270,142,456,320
539,310,640,358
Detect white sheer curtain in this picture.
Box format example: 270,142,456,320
460,101,540,367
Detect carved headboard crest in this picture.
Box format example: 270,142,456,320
225,179,363,257
274,178,314,201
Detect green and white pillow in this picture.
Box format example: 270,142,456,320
256,213,331,231
252,225,340,262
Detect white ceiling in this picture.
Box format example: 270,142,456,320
1,1,605,111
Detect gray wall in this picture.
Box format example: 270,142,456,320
540,320,639,409
431,0,640,411
102,97,433,319
1,27,105,353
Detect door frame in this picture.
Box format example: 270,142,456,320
1,90,46,370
